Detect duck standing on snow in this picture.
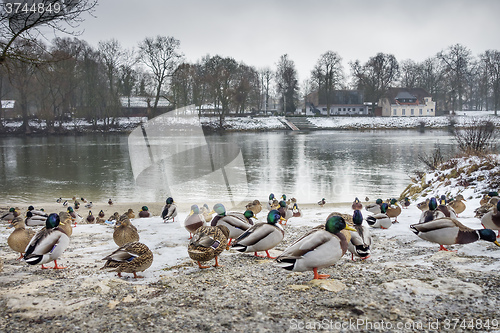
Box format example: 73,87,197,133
23,213,70,269
277,200,293,225
365,199,383,214
67,206,82,226
267,193,279,210
481,200,500,238
1,207,20,222
419,197,445,223
410,217,500,251
24,211,47,227
275,215,356,280
101,242,153,278
352,197,363,210
291,201,302,218
347,210,371,260
437,195,457,219
448,194,466,216
366,203,392,229
8,217,36,260
184,204,206,239
417,198,430,212
84,201,93,209
231,209,285,259
138,206,152,218
188,225,230,269
86,210,95,224
318,198,326,207
402,197,411,209
200,204,212,223
161,197,178,223
386,198,402,223
113,215,139,247
210,203,253,247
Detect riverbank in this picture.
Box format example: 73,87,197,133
1,111,498,135
1,197,500,332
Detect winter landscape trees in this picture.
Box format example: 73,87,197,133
0,2,499,135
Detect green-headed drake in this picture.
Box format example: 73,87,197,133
210,203,253,247
365,199,383,214
231,209,285,259
419,197,445,223
366,203,392,229
23,213,70,269
138,206,152,218
275,215,356,280
161,197,178,223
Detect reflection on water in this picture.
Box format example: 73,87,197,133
0,130,459,205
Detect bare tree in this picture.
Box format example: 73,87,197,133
482,50,500,115
312,51,344,116
275,54,298,115
437,44,472,111
399,59,420,88
350,52,399,105
138,35,182,117
259,67,273,114
0,0,97,64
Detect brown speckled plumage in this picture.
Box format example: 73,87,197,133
113,216,139,247
188,225,229,264
101,242,153,278
8,217,36,256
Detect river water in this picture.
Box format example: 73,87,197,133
0,130,459,205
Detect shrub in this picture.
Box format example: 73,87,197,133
454,118,497,155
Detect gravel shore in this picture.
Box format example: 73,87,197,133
1,201,500,333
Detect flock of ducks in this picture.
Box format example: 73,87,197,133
2,191,500,280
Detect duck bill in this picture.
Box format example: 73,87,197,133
494,241,500,247
345,226,357,232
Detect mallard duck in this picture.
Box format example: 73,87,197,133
113,215,139,247
351,197,363,210
56,197,62,203
318,198,326,207
106,212,120,226
8,217,36,259
200,204,212,223
184,204,206,239
481,200,500,238
108,199,113,205
126,208,135,219
386,198,402,223
347,210,371,260
57,212,73,237
448,194,466,216
161,197,178,223
402,197,411,209
277,200,293,225
27,206,48,217
291,202,302,218
327,212,353,225
275,215,356,279
67,206,82,226
475,197,499,219
365,199,383,214
63,200,68,207
267,193,279,211
98,210,105,218
74,201,80,210
410,217,500,251
245,199,262,217
209,203,253,246
25,211,47,226
1,207,20,221
437,195,457,219
80,197,87,203
84,201,93,209
188,225,230,269
101,242,153,278
86,210,95,224
23,213,70,269
138,206,152,218
419,197,445,223
366,203,392,229
417,198,430,211
231,209,285,258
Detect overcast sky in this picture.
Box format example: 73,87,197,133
73,0,500,83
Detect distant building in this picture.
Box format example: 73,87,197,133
379,88,435,117
305,90,368,116
0,100,17,118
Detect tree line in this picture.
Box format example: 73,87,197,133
1,35,500,133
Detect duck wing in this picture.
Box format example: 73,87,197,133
277,229,332,260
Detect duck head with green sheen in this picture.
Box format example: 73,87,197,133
213,203,226,216
267,210,282,225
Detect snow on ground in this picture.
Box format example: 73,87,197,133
2,197,498,284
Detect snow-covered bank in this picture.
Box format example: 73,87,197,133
1,110,499,134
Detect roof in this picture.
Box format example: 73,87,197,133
383,88,431,105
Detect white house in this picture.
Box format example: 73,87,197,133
379,88,435,117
